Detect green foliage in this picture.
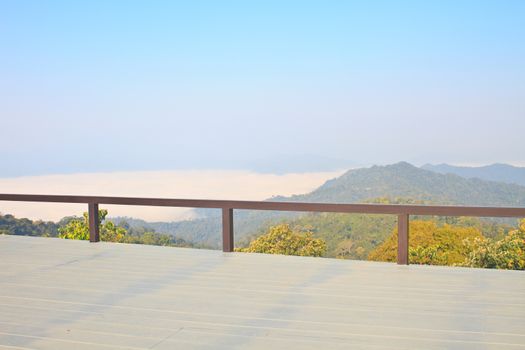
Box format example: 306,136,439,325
429,216,514,240
282,213,396,260
101,220,127,242
2,211,197,248
58,216,90,240
368,221,484,265
408,245,450,265
237,224,326,257
120,231,171,246
462,219,525,270
58,209,125,242
238,200,514,261
0,213,59,237
111,215,224,249
368,219,525,270
57,210,197,247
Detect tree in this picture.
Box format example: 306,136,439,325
120,231,172,246
0,213,59,237
462,219,525,270
237,224,326,257
368,221,484,265
58,209,125,242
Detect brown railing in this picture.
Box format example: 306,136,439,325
1,193,525,265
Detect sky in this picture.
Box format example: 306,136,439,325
1,0,524,177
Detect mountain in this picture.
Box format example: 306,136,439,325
123,162,525,248
422,163,525,187
290,162,525,206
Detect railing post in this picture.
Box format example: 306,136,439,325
397,213,409,265
88,202,100,242
222,208,234,252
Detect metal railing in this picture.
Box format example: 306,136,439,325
1,193,525,265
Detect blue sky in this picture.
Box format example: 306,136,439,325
1,0,524,176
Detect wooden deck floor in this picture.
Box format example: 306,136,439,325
0,235,524,349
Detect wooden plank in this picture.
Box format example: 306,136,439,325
222,208,234,252
88,203,99,243
1,236,525,349
1,194,525,217
397,214,409,265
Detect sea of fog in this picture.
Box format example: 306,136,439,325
0,170,344,222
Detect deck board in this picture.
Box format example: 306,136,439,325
1,235,524,349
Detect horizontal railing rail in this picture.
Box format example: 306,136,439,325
1,193,525,265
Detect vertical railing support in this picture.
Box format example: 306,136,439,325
397,213,409,265
222,208,234,252
88,202,100,242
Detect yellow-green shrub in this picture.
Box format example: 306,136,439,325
237,224,326,257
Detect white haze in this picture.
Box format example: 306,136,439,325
0,170,344,222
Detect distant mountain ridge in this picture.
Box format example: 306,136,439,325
120,162,525,248
285,162,525,206
422,163,525,187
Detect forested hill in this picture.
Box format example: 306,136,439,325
421,163,525,187
119,162,525,248
284,162,525,206
5,162,525,253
